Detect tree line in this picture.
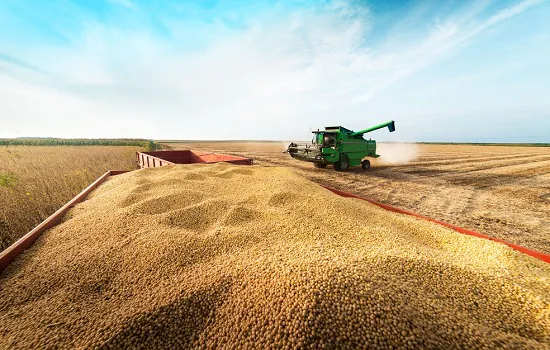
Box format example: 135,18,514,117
0,138,160,150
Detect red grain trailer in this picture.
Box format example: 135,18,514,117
136,150,253,168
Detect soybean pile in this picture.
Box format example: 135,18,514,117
1,164,549,349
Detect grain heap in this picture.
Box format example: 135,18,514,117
1,163,549,349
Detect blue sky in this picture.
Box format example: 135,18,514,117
1,0,549,142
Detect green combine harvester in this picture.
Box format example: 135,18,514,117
286,121,395,171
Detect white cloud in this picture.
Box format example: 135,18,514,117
0,0,547,140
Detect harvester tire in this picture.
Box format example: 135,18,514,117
362,159,371,170
314,163,327,169
335,154,349,171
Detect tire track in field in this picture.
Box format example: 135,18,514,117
408,153,546,167
459,158,550,176
459,190,482,216
431,155,550,174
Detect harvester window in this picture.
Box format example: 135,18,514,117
323,134,335,147
316,133,323,145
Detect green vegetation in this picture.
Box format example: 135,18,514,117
0,138,161,150
0,173,17,189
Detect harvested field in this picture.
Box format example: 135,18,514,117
1,163,549,349
0,146,143,251
165,142,550,254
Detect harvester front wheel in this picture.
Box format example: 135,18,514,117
314,163,327,169
334,154,349,171
362,159,371,170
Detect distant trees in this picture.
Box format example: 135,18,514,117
0,138,160,150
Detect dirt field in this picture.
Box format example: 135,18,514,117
165,142,550,254
0,146,142,250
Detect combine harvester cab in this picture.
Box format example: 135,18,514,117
287,120,395,171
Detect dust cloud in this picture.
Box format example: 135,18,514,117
373,143,419,165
